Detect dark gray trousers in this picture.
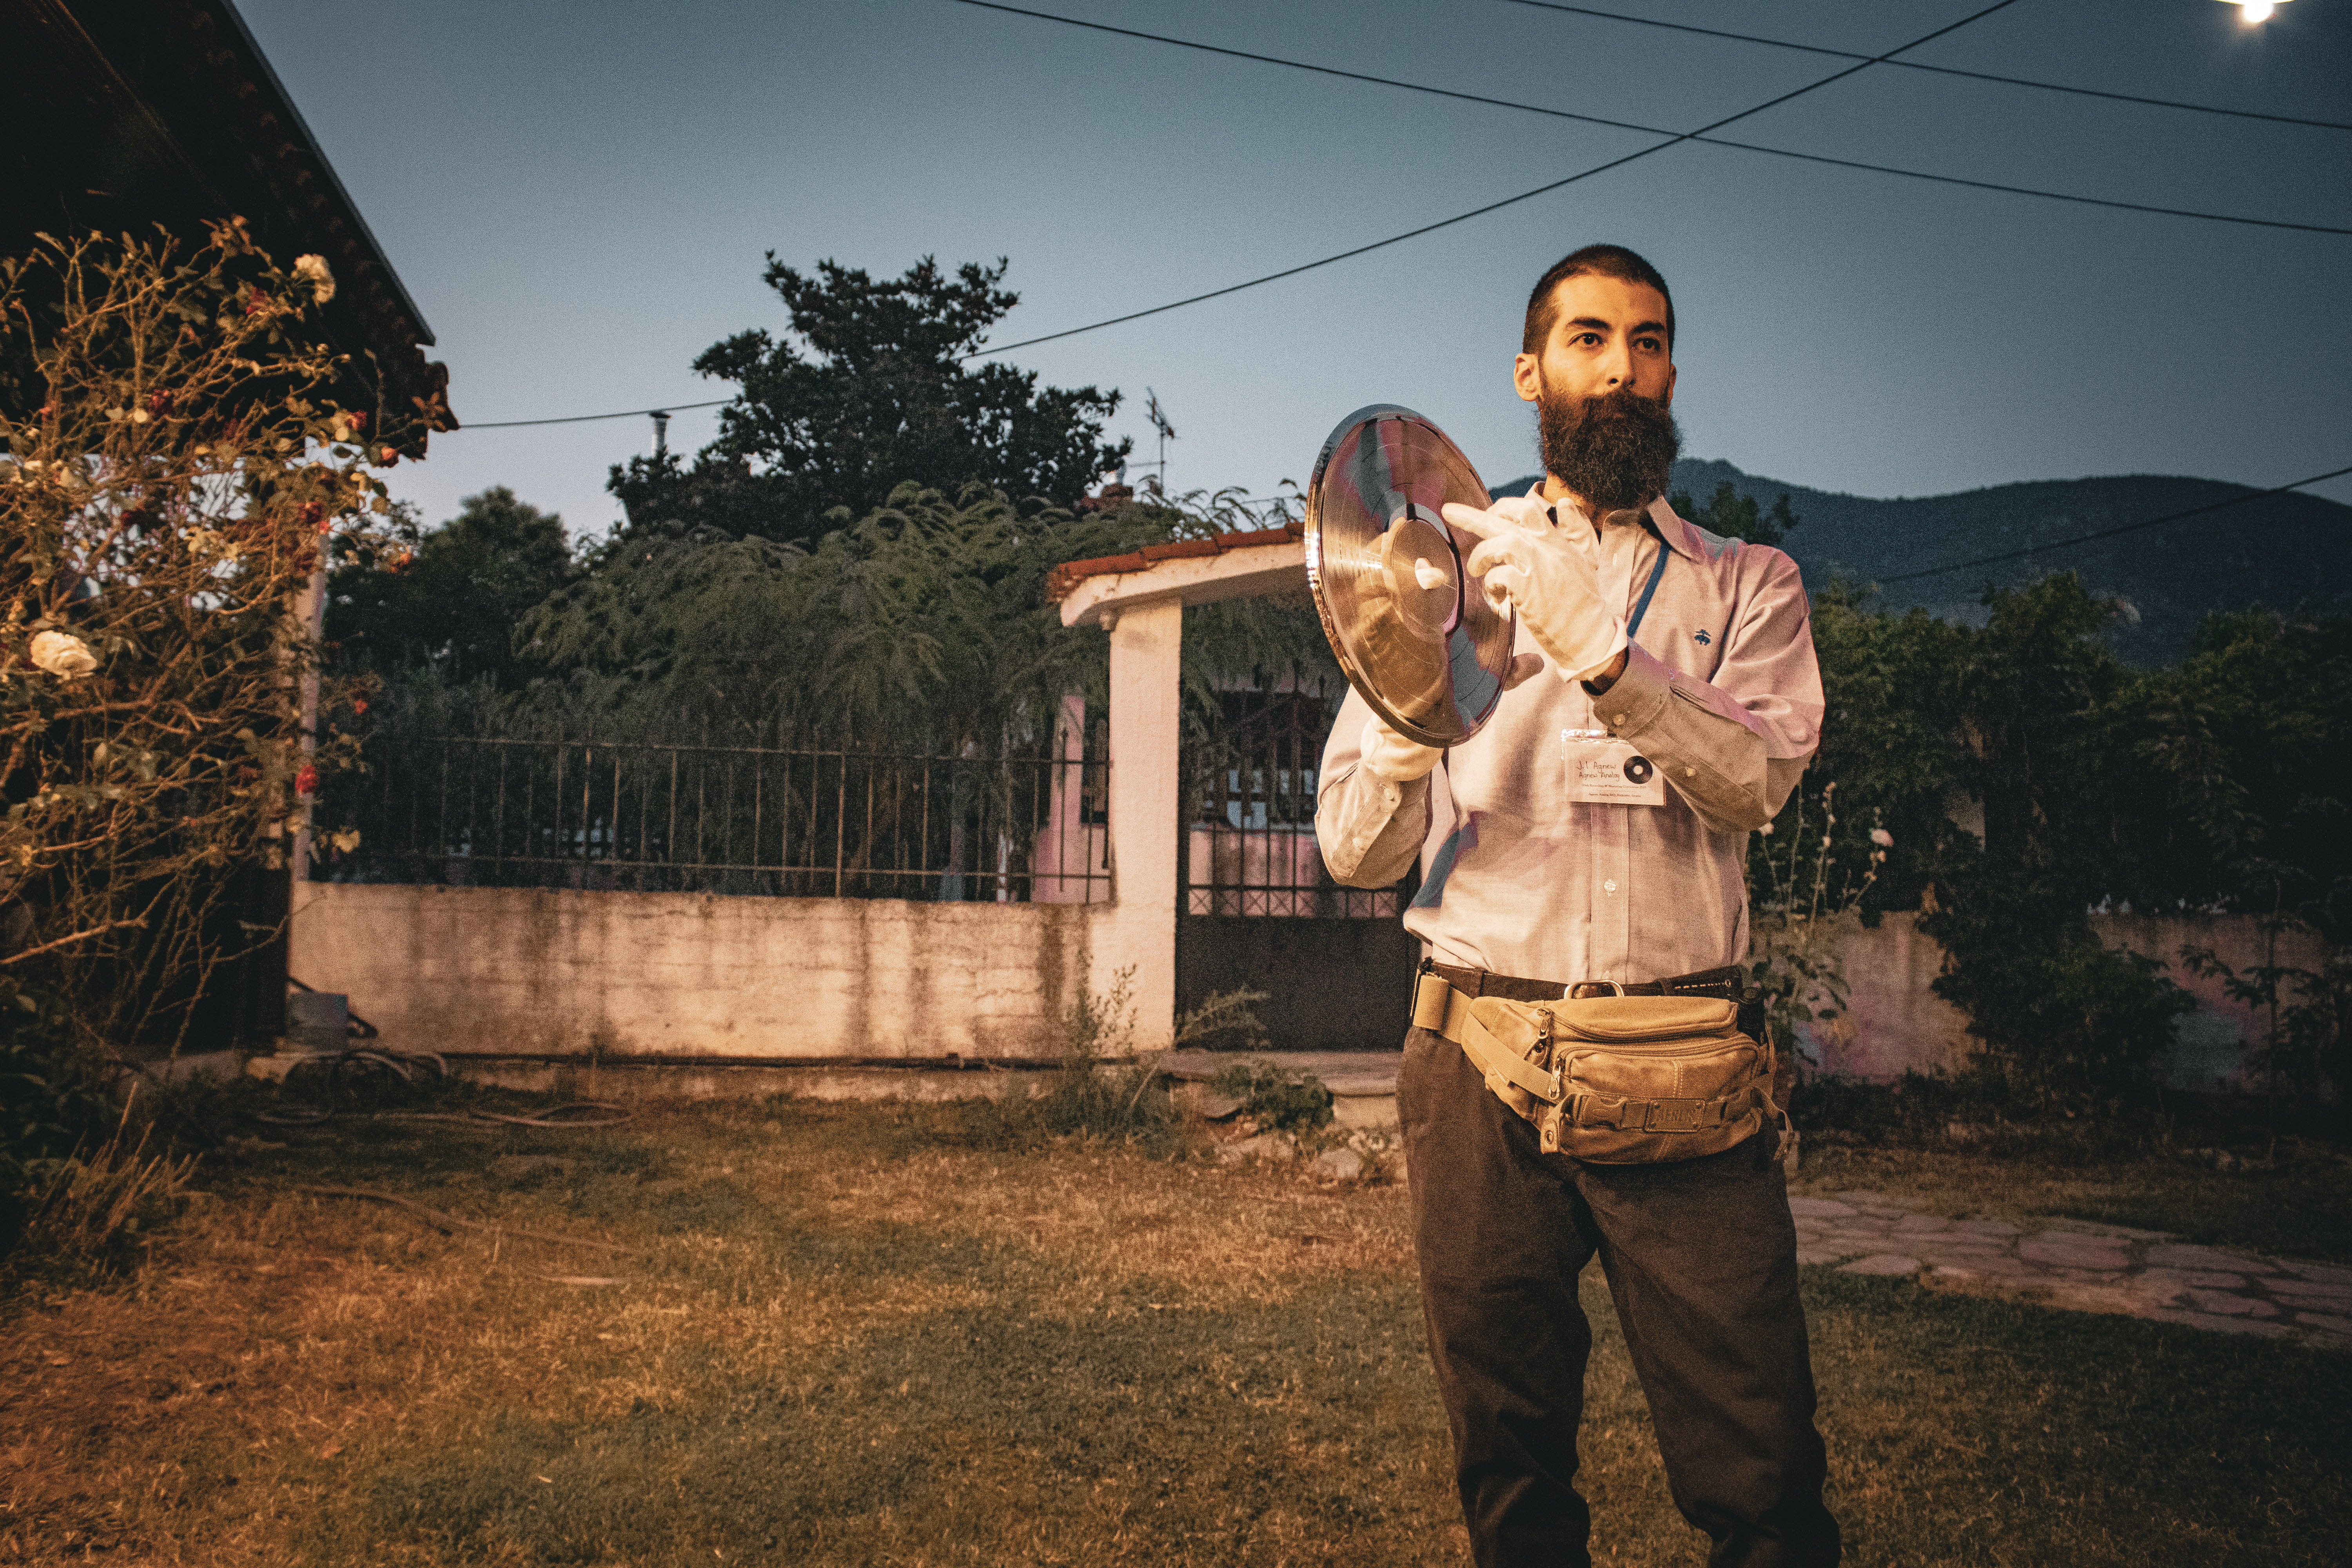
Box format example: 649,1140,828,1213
1398,1026,1839,1568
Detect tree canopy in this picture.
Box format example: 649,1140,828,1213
327,486,575,689
607,257,1131,547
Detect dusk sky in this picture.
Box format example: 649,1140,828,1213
238,0,2351,543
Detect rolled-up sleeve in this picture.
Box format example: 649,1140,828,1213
1588,548,1823,835
1315,687,1433,887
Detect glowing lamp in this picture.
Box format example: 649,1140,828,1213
2216,0,2292,23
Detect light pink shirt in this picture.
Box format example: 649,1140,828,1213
1314,492,1823,985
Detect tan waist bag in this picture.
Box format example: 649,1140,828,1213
1413,971,1779,1164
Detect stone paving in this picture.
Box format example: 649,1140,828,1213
1792,1191,2352,1348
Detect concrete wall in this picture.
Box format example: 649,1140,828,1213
1807,910,2319,1086
290,882,1096,1060
294,882,2309,1083
1801,913,1976,1081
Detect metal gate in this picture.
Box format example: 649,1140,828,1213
1176,691,1421,1051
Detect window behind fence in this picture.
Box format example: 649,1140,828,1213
1182,687,1408,919
316,730,1110,903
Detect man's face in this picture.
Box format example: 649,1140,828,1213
1514,274,1676,405
1515,275,1681,515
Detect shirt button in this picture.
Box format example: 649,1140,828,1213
1682,766,1694,777
1603,879,1618,893
1613,714,1627,725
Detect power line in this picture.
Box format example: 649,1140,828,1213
458,1,2025,432
970,0,2040,363
450,0,2342,434
948,0,2350,240
464,397,731,431
1500,0,2352,132
1872,463,2352,584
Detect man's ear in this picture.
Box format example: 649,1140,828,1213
1663,362,1678,407
1513,352,1541,404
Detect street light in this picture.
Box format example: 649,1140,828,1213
2216,0,2293,24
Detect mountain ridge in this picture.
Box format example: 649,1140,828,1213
1486,461,2351,664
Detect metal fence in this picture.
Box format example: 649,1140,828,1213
1182,691,1408,919
316,734,1111,902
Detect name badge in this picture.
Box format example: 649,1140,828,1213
1561,729,1665,807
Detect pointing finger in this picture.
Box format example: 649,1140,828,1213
1439,502,1506,540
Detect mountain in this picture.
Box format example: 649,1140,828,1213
1488,462,2352,665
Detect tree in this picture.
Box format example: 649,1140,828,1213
327,487,573,689
1915,575,2193,1105
517,483,1166,749
607,257,1131,546
1668,480,1798,547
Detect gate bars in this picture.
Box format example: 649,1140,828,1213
314,734,1111,903
1182,690,1407,920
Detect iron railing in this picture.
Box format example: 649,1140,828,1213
1182,690,1408,918
315,734,1110,902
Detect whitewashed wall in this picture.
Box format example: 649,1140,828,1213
290,883,1096,1060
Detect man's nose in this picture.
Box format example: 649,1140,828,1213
1599,338,1632,387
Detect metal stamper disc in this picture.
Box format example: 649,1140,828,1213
1305,405,1515,748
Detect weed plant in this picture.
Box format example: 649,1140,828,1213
5,1118,196,1290
1207,1058,1336,1136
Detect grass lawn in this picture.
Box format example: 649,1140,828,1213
4,1097,2347,1566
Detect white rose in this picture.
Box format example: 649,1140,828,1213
29,630,98,679
293,254,336,306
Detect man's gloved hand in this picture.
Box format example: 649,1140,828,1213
1440,497,1626,683
1359,715,1441,782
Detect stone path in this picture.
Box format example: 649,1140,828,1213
1792,1191,2352,1348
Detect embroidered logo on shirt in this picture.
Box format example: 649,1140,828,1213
1693,629,1712,645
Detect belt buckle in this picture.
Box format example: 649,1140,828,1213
1570,980,1625,1000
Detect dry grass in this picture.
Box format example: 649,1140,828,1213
2,1098,2345,1565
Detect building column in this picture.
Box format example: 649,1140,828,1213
1100,598,1183,1050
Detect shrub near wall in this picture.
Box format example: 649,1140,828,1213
1,224,413,1052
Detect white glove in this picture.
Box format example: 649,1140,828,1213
1440,497,1626,683
1359,715,1441,782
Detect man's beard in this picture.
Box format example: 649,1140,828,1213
1537,380,1682,516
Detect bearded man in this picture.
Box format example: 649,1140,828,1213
1315,245,1838,1567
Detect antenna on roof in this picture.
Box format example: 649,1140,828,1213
1145,388,1176,493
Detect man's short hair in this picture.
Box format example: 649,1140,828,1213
1523,245,1675,355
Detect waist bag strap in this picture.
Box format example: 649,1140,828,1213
1413,971,1563,1105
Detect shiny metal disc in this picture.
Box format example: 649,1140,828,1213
1305,405,1514,748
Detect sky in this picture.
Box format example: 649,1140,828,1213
236,0,2352,546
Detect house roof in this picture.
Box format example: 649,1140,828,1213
1048,520,1309,627
0,0,452,453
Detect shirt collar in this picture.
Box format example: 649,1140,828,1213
1522,484,1710,563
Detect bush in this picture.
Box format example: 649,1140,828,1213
0,982,117,1246
1206,1059,1334,1135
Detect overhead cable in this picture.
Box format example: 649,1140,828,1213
948,0,2349,240
965,0,2034,365
453,0,2332,434
1500,0,2352,132
464,397,731,431
1873,463,2352,584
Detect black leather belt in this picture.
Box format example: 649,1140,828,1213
1424,958,1748,1005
